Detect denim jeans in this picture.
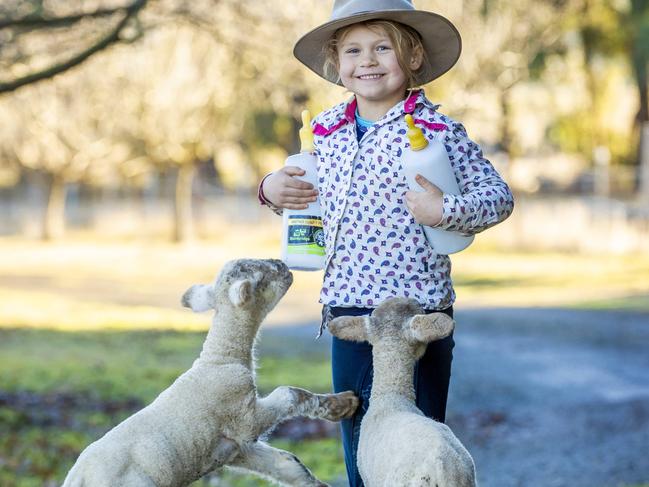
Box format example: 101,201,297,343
326,305,455,487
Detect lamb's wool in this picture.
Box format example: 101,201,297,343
63,259,358,487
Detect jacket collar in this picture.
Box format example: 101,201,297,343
313,89,440,136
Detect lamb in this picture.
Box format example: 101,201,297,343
63,258,358,487
328,297,476,487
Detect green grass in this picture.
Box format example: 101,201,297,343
0,329,202,401
0,329,332,400
451,249,649,311
570,295,649,312
0,328,340,486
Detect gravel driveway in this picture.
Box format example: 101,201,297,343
266,307,649,487
448,308,649,487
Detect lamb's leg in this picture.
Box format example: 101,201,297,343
231,440,328,487
206,436,240,472
124,472,157,487
255,386,358,429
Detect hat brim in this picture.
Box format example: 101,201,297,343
293,10,462,86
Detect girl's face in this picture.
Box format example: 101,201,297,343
337,25,418,115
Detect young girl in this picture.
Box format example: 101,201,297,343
259,1,514,485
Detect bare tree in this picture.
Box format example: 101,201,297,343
0,0,342,241
0,72,137,239
431,0,578,161
0,0,148,94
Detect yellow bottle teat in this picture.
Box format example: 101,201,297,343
299,110,315,153
405,114,428,151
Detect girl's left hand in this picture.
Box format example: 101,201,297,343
405,174,444,226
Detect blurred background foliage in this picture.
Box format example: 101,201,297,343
0,1,648,486
0,0,647,243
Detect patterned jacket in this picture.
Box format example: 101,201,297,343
312,89,514,309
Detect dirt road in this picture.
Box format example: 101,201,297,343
448,308,649,487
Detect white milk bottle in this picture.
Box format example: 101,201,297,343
280,110,325,271
402,114,474,254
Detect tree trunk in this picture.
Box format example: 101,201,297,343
42,173,66,241
631,12,648,192
637,71,649,125
173,163,195,243
639,123,649,203
635,74,648,193
498,87,514,180
499,88,513,159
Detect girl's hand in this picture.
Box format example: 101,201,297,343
405,174,444,226
262,166,319,210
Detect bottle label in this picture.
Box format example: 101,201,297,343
287,215,326,256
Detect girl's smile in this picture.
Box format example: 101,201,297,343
357,74,385,80
337,25,420,121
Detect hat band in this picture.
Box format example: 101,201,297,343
332,0,416,21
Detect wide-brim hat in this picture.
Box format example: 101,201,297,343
293,0,462,86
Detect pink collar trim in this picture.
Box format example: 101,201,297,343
313,90,446,136
403,89,419,113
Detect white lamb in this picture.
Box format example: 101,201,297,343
63,258,358,487
328,297,476,487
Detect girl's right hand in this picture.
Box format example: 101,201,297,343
262,166,319,210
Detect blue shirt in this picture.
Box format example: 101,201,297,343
355,109,373,141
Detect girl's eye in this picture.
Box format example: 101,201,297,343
345,48,360,54
376,45,391,52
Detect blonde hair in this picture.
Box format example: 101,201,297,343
322,20,427,88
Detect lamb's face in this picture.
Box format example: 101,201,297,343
370,298,426,341
221,258,293,313
367,298,426,358
182,259,293,316
327,297,455,358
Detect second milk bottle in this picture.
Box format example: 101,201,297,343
402,114,474,254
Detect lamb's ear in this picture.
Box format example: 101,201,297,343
181,284,214,313
328,316,369,342
406,313,455,343
229,279,253,307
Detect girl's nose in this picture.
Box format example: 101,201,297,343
359,51,378,67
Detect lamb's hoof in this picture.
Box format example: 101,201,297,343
320,390,359,421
